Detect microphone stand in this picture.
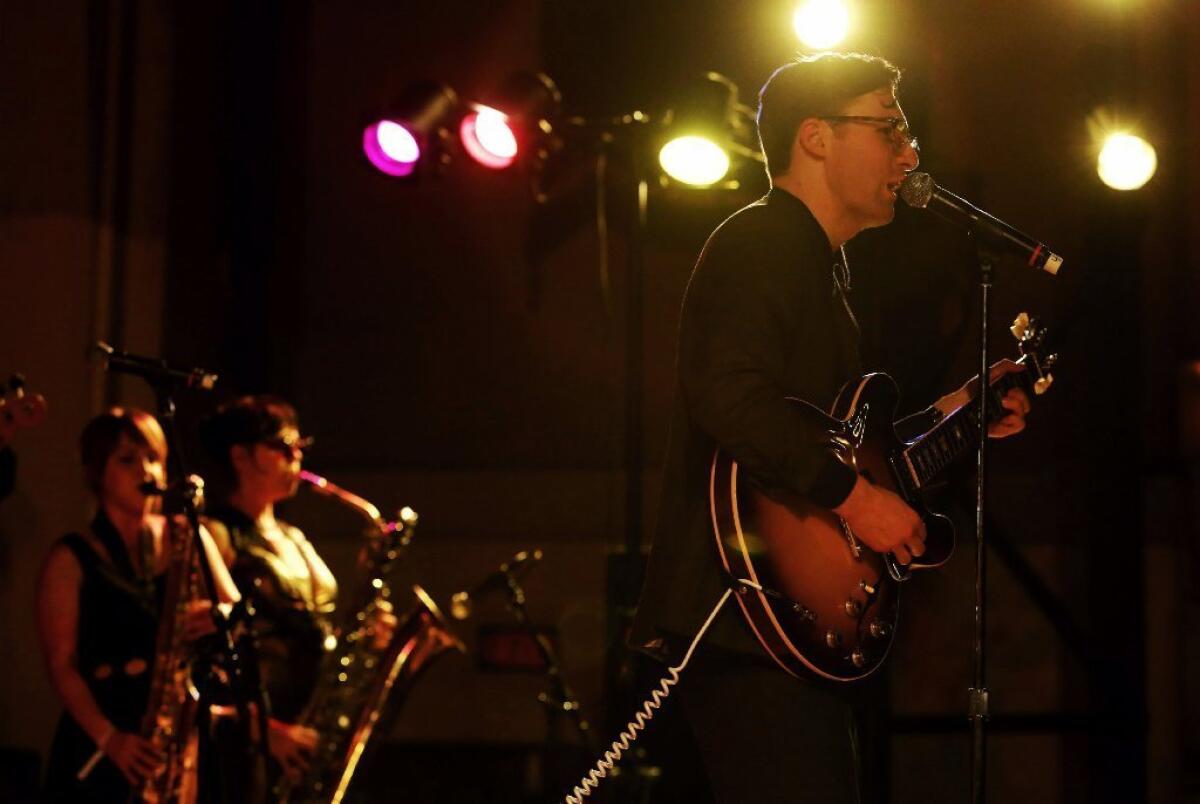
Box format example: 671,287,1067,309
493,561,601,793
968,240,996,804
98,346,274,790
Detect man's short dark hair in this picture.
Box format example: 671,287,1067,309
757,52,901,178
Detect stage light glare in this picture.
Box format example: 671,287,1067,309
460,106,518,169
377,121,420,162
659,136,731,187
793,0,851,49
1097,133,1157,191
363,120,420,177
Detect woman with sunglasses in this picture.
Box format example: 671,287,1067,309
36,408,239,802
200,395,393,795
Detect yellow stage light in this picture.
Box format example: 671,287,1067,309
659,136,732,187
1097,132,1157,191
793,0,851,50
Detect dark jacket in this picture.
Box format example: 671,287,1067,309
631,187,864,658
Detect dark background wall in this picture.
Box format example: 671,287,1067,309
2,1,1198,802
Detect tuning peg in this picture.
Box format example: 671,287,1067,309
1010,312,1031,340
1034,374,1054,395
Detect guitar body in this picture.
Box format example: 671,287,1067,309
0,374,47,450
710,373,955,681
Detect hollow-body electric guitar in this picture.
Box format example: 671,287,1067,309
0,374,47,450
710,313,1056,681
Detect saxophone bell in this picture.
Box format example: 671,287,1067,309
274,471,461,804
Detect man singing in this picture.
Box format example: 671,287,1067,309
631,52,1030,803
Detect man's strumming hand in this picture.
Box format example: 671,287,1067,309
832,474,926,565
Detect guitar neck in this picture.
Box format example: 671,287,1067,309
901,360,1033,489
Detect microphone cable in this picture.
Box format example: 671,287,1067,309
562,587,732,804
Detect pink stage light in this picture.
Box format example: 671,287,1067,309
363,120,421,177
459,106,518,169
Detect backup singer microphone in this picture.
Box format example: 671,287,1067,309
898,172,1063,276
95,341,219,390
450,548,544,620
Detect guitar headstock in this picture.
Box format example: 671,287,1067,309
0,374,49,449
1010,313,1058,396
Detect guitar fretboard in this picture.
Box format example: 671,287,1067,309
902,363,1034,488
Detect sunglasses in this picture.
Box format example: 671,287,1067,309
259,434,314,455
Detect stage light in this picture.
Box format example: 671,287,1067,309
793,0,851,50
462,72,562,170
363,81,457,178
658,73,761,188
363,121,421,177
659,136,731,187
1097,132,1157,191
460,106,519,169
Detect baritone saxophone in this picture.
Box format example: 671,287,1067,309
132,500,207,803
276,471,465,804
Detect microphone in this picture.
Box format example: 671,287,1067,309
138,474,204,505
898,172,1063,276
95,342,219,390
450,549,544,620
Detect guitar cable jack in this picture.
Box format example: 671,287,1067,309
562,588,733,804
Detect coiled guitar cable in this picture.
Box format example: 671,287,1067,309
563,587,733,803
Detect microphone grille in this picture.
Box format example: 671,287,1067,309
898,172,934,208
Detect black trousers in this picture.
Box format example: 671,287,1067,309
673,644,886,804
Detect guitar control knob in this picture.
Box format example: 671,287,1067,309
844,599,863,618
825,630,841,649
859,580,876,596
850,649,866,668
868,619,890,639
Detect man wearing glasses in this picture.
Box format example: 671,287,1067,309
631,53,1028,802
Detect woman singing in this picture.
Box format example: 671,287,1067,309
36,408,239,802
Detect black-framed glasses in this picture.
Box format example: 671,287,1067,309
819,115,919,153
259,434,314,456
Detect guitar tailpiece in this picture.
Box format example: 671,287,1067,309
562,588,733,804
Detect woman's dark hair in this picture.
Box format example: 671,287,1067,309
199,395,299,486
757,52,901,178
80,408,167,494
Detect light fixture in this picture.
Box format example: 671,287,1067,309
461,72,562,170
658,72,760,188
460,106,519,169
363,81,458,177
659,136,731,187
1097,132,1157,191
792,0,851,50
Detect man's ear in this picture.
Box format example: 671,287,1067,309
794,117,829,159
